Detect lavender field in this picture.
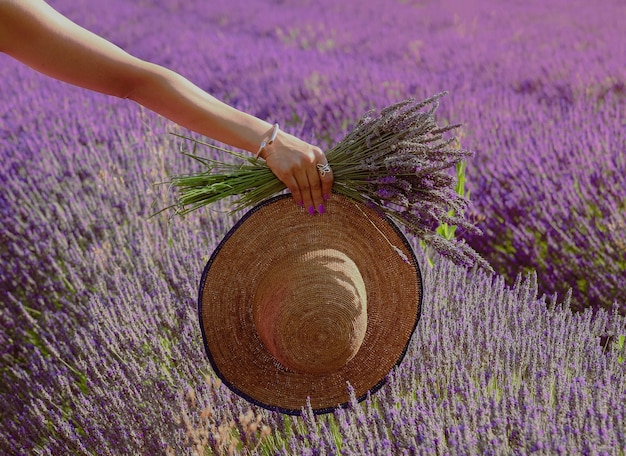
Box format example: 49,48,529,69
1,0,625,454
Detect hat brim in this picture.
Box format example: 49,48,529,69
198,193,423,415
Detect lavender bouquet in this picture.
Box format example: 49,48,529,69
163,92,491,270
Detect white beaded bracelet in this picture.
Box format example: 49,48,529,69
256,123,279,158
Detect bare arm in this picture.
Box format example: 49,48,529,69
0,0,332,213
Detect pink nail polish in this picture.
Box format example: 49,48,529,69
323,194,330,201
308,206,315,216
318,204,325,214
298,200,304,207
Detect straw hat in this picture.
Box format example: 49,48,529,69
198,193,422,415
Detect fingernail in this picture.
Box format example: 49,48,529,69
308,206,315,216
318,204,325,214
323,194,330,201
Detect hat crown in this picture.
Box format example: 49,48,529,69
253,248,367,375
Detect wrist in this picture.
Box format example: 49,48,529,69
256,123,280,159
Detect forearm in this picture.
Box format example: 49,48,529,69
127,62,273,154
0,0,273,154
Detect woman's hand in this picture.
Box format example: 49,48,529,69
261,131,333,215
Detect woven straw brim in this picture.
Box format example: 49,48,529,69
198,193,422,415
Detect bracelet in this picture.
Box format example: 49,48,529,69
255,123,279,158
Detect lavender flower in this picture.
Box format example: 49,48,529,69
166,92,491,270
1,0,624,454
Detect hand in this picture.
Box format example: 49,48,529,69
261,131,333,215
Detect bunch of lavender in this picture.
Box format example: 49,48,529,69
166,92,491,270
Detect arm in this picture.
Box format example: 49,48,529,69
0,0,332,213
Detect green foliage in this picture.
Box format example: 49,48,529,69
422,160,471,266
616,335,625,364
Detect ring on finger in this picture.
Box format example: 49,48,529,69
316,162,332,177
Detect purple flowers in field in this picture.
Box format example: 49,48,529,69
1,0,625,454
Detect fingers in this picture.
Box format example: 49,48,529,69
289,161,327,215
281,174,304,208
304,164,324,215
318,162,334,201
263,135,334,214
301,147,333,215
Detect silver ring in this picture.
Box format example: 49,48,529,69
316,162,332,177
